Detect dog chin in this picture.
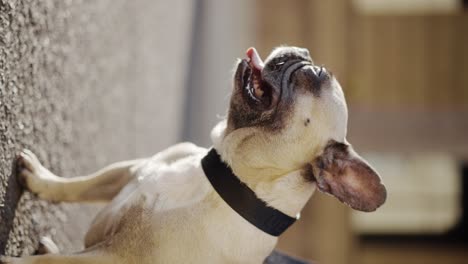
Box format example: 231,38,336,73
211,120,227,151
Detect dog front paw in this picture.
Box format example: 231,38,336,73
16,149,61,200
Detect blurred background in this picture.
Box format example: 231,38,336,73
0,0,467,263
186,1,468,263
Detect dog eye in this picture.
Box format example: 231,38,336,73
269,60,285,71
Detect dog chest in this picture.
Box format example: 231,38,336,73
88,154,278,263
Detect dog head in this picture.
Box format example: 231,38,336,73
212,46,386,212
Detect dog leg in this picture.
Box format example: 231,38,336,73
35,237,59,255
16,149,143,202
1,243,116,264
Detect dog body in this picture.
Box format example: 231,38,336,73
1,47,385,264
82,142,286,264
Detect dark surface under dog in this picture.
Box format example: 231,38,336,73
265,251,311,264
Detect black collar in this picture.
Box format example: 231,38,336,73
201,148,298,237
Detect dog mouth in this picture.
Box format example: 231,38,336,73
240,48,278,109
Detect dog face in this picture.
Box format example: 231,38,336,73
218,46,386,212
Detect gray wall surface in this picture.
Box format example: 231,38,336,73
0,0,192,256
184,0,255,146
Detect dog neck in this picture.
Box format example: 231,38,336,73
211,120,317,217
202,149,299,236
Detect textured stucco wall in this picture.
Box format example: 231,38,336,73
0,0,192,256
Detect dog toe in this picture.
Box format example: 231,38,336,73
18,149,42,173
36,236,59,254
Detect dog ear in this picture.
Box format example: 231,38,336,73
310,140,387,212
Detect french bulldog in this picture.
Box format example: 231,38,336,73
1,46,386,264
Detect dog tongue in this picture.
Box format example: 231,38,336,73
246,47,264,71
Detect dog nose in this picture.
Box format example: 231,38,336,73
311,66,327,80
293,65,329,96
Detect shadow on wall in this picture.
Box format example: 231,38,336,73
0,161,23,254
